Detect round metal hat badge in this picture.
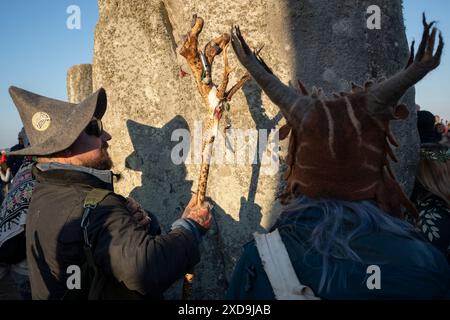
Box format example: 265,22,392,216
32,112,51,131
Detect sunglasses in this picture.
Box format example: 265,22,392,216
85,118,103,137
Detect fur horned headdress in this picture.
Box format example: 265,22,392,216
231,14,444,219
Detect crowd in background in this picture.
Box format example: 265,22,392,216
413,110,450,265
431,113,450,148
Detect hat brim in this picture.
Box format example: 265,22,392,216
8,88,107,156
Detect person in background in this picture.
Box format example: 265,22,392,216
0,154,7,204
412,111,450,263
436,122,450,148
436,122,446,134
0,151,6,204
418,111,443,143
228,19,449,300
0,159,11,197
0,153,4,204
435,115,441,125
0,151,6,164
7,129,26,177
0,152,35,300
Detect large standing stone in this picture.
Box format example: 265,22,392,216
285,0,418,195
67,64,93,103
92,0,418,299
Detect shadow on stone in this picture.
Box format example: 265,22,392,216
125,116,193,224
241,81,284,227
123,93,287,298
123,118,225,299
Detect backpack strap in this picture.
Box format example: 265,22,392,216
81,188,112,248
83,188,112,300
84,188,112,209
254,229,320,300
62,188,112,300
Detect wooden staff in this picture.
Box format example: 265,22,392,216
179,15,250,299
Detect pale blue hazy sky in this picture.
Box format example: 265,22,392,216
0,0,449,149
0,0,98,149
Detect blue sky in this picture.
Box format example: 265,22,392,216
0,0,449,149
0,0,98,149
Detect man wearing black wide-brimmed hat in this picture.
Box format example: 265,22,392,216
8,86,212,299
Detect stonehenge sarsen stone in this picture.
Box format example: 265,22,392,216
92,0,419,299
67,64,93,103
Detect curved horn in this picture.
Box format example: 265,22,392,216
370,13,444,105
231,26,311,123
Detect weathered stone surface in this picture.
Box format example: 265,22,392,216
67,64,93,103
92,0,418,299
284,0,418,195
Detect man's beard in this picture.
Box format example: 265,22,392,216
82,143,113,170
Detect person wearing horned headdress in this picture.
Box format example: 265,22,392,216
227,14,450,299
